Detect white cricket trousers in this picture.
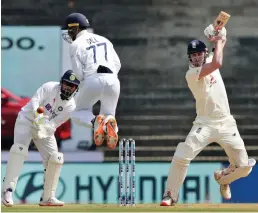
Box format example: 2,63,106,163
174,115,249,167
13,113,58,167
72,73,120,126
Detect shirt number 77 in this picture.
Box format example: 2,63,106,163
86,42,107,64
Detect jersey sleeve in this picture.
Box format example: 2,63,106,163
30,83,51,112
69,42,85,81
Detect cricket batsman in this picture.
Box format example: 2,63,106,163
61,13,121,150
2,70,80,207
160,24,256,206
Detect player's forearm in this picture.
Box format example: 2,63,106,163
198,40,225,79
212,40,225,67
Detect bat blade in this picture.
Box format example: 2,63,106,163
214,11,231,31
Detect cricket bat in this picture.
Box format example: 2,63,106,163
213,11,231,31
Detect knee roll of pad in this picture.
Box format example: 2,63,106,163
10,143,28,157
174,142,195,161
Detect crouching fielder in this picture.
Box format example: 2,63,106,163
2,70,80,207
160,25,256,206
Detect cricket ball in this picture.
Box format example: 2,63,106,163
37,106,44,114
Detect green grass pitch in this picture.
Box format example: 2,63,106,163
1,204,258,212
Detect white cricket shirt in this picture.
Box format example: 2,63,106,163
185,54,231,120
69,30,121,81
20,82,76,129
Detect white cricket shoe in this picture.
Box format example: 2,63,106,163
214,171,231,200
160,191,177,206
220,184,231,200
39,197,64,206
2,188,14,207
160,196,177,206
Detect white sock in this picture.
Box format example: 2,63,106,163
164,157,190,200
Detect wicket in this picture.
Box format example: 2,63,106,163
119,138,136,206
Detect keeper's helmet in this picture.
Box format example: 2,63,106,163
60,70,80,100
61,13,90,43
187,40,208,67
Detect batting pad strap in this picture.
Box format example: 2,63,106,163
173,155,191,166
42,152,64,201
217,159,256,185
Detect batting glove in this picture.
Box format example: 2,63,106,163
204,24,227,42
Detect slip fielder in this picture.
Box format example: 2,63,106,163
61,13,121,150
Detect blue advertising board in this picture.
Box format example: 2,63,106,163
1,26,61,97
1,162,221,204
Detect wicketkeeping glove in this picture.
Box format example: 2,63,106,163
33,114,56,139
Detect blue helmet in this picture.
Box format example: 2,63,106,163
187,40,208,67
61,13,90,30
187,40,207,55
60,70,80,100
61,13,90,43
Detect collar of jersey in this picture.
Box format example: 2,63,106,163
76,30,88,39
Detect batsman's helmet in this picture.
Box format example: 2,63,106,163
187,40,207,55
60,70,80,100
187,40,208,67
61,13,90,43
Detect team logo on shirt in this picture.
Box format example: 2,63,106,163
45,103,60,120
49,111,58,120
45,103,52,112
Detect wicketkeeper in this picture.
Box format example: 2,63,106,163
2,70,80,207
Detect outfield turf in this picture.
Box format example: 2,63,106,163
1,204,258,212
